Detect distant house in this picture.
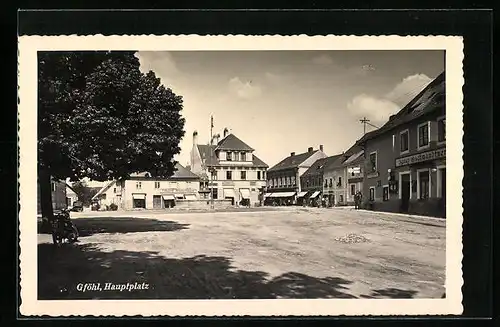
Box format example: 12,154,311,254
37,178,67,214
190,128,268,206
65,183,79,208
92,163,201,210
266,145,328,205
300,154,343,206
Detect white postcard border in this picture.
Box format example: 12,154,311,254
18,35,464,316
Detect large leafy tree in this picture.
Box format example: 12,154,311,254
38,51,185,220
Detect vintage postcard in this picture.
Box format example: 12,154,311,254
18,35,464,317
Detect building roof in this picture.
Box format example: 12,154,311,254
302,154,343,177
343,150,364,166
268,150,320,172
196,144,268,168
129,163,199,179
91,180,115,200
357,71,445,145
216,133,254,151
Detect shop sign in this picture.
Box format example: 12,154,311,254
396,148,446,167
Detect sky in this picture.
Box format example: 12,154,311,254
135,50,444,168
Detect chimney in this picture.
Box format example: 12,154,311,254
319,145,324,152
193,130,198,145
215,133,220,144
308,147,313,153
290,152,295,157
223,127,229,138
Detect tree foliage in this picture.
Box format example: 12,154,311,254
38,51,185,218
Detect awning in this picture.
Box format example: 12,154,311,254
271,192,296,198
132,194,146,200
175,194,184,199
264,193,273,198
297,191,308,198
162,195,175,200
185,194,197,201
309,191,320,198
224,188,236,198
239,189,251,199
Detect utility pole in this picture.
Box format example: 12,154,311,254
360,117,370,135
209,114,215,210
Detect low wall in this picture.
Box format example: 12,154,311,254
174,199,233,210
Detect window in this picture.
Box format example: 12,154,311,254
241,152,246,161
383,186,389,201
400,129,409,153
369,187,375,201
211,169,217,180
339,195,343,203
351,184,356,195
369,152,377,172
324,179,328,187
113,187,117,193
438,118,446,143
226,152,232,161
101,194,107,200
287,176,292,186
136,182,142,189
257,171,261,180
234,152,239,161
212,188,218,200
292,176,296,185
338,177,342,186
226,171,232,180
419,170,430,199
154,181,160,189
263,171,266,180
329,178,333,187
418,122,430,148
241,171,246,180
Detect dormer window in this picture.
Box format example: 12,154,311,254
226,152,232,161
240,152,246,161
234,152,239,161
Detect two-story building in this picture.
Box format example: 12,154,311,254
301,154,342,206
266,146,328,205
190,128,268,206
92,162,201,210
322,148,357,206
357,71,446,217
343,148,365,205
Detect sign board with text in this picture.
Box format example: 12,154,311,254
395,148,446,167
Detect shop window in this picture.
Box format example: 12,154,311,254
438,118,446,143
419,171,430,199
351,184,356,195
383,186,389,201
136,182,142,189
241,171,246,180
226,171,232,180
369,152,377,172
369,187,375,201
400,129,409,153
154,181,160,189
418,122,430,148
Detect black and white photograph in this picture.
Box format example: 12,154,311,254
18,35,464,316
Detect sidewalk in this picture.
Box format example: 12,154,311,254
329,206,446,221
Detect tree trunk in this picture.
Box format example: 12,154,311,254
38,168,54,221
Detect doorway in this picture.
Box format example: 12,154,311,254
153,195,162,209
400,173,411,213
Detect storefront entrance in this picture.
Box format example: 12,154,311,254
153,195,162,209
400,173,411,212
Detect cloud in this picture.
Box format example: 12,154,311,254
228,77,262,99
385,73,432,106
135,51,180,89
311,54,335,65
347,94,400,124
264,72,286,84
